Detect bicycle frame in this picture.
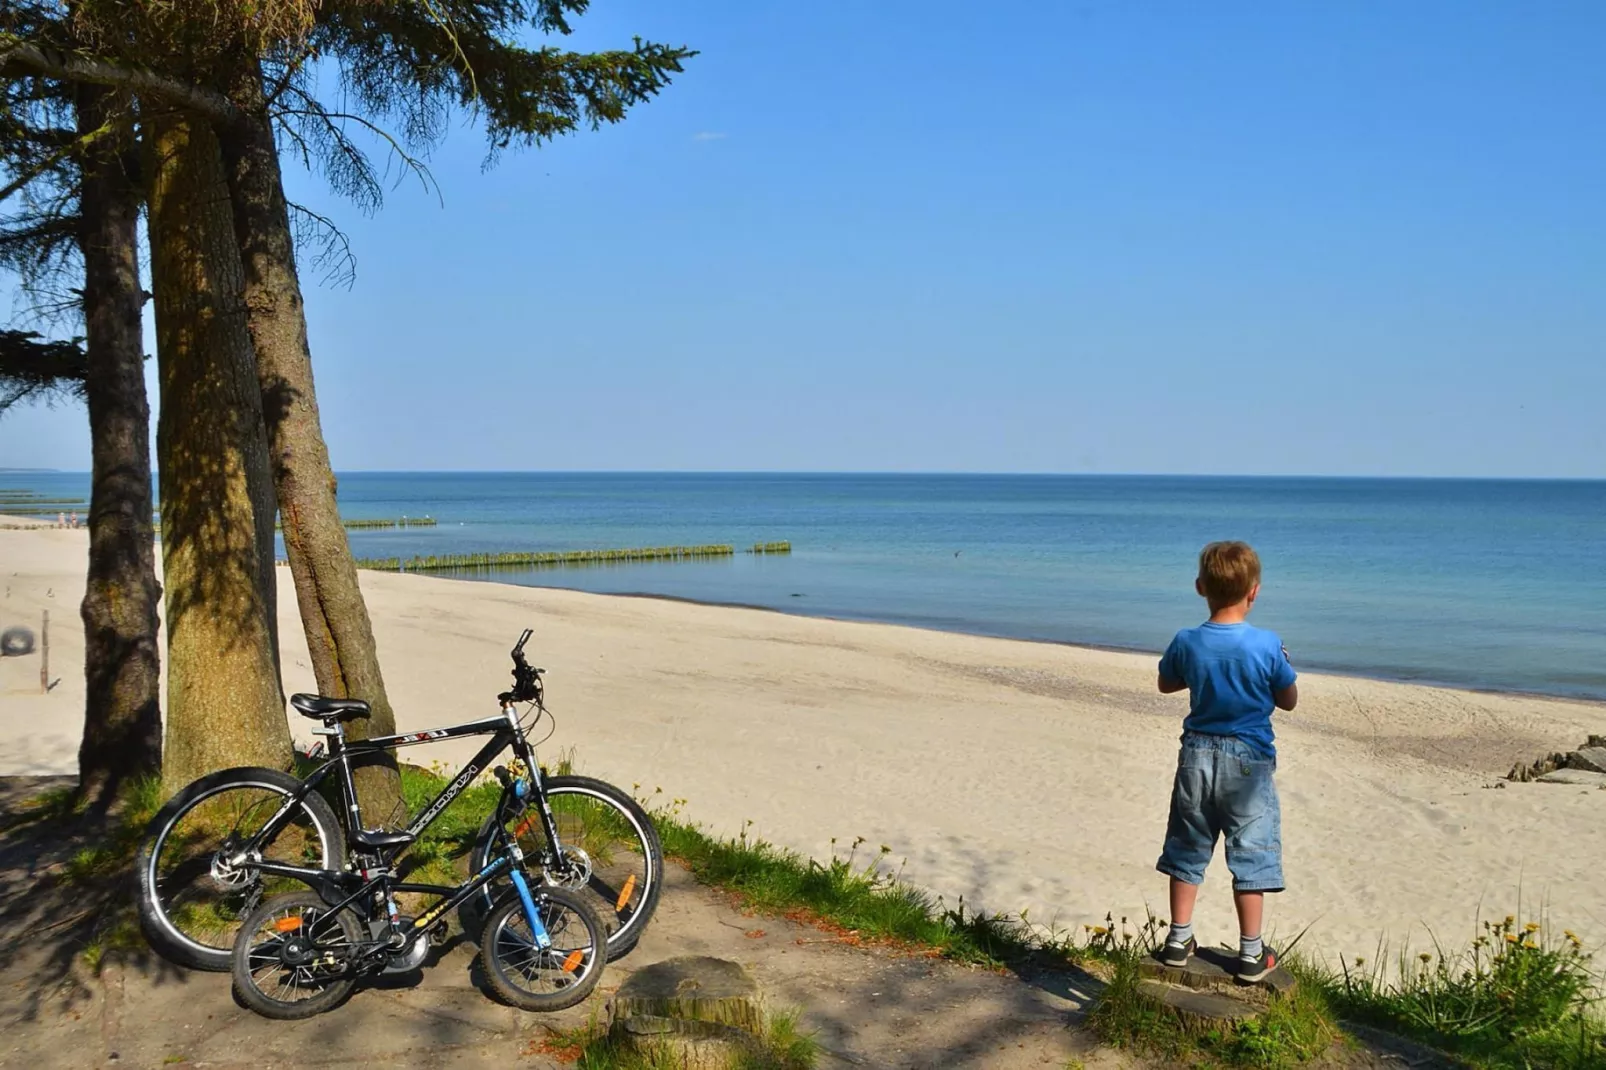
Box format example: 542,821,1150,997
297,808,552,967
228,702,567,903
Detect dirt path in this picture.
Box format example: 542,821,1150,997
0,777,1130,1070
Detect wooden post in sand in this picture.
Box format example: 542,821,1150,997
39,610,48,694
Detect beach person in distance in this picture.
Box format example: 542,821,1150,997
1154,541,1297,982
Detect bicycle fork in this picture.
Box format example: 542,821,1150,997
508,868,553,950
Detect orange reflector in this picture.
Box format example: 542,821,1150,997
616,874,636,912
274,916,303,932
562,950,584,973
513,817,535,839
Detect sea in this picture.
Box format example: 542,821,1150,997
8,472,1605,701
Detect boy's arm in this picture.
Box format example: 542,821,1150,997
1271,639,1298,710
1157,635,1188,693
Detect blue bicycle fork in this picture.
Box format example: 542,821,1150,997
508,867,552,949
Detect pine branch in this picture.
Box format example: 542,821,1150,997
0,34,240,125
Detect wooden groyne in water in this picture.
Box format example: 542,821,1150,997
339,517,438,530
156,516,438,533
350,541,791,573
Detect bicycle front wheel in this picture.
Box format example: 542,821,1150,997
480,887,605,1012
136,767,346,972
469,775,663,960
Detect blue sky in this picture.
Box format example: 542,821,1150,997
3,1,1603,475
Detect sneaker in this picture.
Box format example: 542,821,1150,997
1238,944,1279,983
1157,936,1196,968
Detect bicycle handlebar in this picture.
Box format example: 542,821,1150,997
501,629,543,705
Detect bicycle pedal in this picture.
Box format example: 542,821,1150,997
427,920,450,947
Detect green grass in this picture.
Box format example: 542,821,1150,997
1302,915,1605,1069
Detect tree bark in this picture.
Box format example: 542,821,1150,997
74,83,163,812
145,107,289,789
218,63,402,822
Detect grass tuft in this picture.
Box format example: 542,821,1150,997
1306,914,1605,1069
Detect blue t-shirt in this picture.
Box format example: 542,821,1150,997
1158,622,1296,760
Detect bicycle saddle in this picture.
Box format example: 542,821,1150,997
350,827,415,850
290,693,371,720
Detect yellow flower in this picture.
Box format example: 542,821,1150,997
1524,922,1541,933
1093,926,1110,936
1504,933,1519,944
1564,930,1578,941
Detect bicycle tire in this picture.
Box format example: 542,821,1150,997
467,775,663,961
479,886,606,1012
136,767,346,972
232,890,361,1020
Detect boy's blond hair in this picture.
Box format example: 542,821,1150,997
1198,541,1261,609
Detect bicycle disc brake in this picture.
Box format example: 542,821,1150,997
544,844,593,890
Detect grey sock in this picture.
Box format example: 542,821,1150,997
1166,921,1194,948
1240,933,1264,960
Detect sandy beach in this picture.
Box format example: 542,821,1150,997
3,526,1602,964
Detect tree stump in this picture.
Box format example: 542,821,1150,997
610,956,765,1070
1137,945,1298,1001
1136,981,1262,1034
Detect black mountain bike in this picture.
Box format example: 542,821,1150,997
136,630,663,972
230,764,605,1019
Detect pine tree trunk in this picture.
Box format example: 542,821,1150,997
145,108,290,790
218,65,402,823
75,83,163,811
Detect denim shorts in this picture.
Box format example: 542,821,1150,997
1156,731,1284,892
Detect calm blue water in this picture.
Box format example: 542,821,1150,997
8,472,1605,700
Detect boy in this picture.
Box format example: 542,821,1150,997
1154,540,1297,982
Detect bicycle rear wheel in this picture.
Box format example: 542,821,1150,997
232,890,361,1020
469,775,663,960
136,767,345,971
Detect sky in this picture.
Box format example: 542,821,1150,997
3,1,1604,476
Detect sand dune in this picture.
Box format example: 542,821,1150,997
3,527,1601,962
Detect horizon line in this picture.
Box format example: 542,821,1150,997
11,468,1606,483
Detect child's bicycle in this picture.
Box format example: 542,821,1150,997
230,764,604,1019
135,630,663,972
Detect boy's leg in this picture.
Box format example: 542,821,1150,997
1166,877,1200,952
1234,889,1264,956
1157,738,1216,965
1219,746,1282,979
1170,877,1201,928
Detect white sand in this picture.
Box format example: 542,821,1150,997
3,527,1602,962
